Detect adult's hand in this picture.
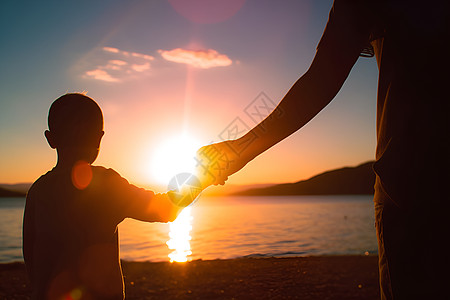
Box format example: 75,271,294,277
196,139,253,186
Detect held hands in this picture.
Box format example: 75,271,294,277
167,136,258,207
195,139,252,186
168,138,255,208
167,138,251,208
167,173,203,208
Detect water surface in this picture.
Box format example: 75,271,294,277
0,195,377,263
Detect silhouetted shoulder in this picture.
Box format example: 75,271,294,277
89,166,143,193
26,169,62,202
93,166,131,182
318,0,381,56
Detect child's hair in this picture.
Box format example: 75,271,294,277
48,93,103,146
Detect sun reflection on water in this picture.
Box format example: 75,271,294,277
166,207,193,262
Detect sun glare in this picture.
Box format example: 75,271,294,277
150,134,201,262
150,134,202,185
166,207,193,262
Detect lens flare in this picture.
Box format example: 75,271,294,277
166,207,193,262
71,160,92,190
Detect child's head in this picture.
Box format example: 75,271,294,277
45,93,104,163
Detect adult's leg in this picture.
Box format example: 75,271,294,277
375,177,449,300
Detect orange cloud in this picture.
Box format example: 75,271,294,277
158,48,232,69
84,69,120,82
104,60,128,71
102,46,120,54
82,47,154,82
108,59,127,66
102,47,155,61
131,52,155,61
131,62,151,72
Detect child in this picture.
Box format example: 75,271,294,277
23,93,201,299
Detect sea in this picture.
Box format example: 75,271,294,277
0,195,377,263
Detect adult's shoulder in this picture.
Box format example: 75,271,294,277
318,0,380,51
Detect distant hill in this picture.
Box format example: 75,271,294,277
0,186,26,197
234,161,375,196
0,183,31,194
201,183,275,197
0,162,375,198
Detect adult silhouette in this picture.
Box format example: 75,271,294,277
198,1,450,299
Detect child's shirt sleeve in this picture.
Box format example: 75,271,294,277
93,167,180,223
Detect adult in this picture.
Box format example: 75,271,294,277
197,1,450,299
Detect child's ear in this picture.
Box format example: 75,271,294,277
44,130,57,149
95,131,105,148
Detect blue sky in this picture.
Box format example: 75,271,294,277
0,0,378,187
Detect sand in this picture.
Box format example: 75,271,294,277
0,255,380,299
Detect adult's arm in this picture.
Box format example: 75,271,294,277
197,2,371,185
241,44,361,159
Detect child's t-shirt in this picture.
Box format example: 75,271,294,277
23,164,178,299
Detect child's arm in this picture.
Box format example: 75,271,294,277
128,183,203,222
102,168,202,223
126,191,183,223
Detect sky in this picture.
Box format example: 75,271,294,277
0,0,379,190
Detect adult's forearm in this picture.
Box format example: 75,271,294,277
239,71,334,160
238,46,358,161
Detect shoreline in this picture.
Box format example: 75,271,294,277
0,255,380,299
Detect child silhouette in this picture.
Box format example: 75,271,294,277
23,93,199,299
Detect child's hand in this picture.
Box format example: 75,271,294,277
167,173,203,207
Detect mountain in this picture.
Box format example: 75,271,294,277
0,161,375,197
0,186,26,197
234,161,375,196
201,183,275,197
0,183,31,194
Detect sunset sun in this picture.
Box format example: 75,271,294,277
150,134,202,185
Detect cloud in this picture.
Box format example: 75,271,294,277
102,47,155,61
131,52,155,61
108,59,128,66
104,60,128,71
131,62,151,72
84,69,120,82
82,47,155,82
158,48,232,69
102,47,120,54
81,46,231,83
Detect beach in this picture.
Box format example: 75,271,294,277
0,255,379,299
